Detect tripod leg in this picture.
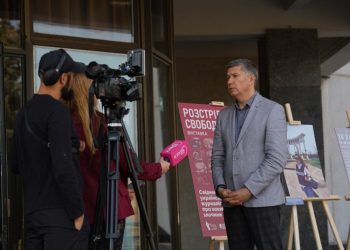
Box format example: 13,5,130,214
105,131,121,250
120,137,157,250
90,143,109,250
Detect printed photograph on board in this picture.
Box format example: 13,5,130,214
284,125,330,199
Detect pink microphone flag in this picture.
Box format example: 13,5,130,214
160,140,189,166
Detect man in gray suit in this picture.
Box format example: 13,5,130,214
211,59,287,250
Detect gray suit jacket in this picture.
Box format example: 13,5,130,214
211,93,288,207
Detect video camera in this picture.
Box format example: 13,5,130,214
86,49,145,106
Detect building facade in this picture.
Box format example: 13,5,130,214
1,0,178,249
2,1,350,250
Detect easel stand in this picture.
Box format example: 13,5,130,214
209,236,227,250
285,103,344,250
287,196,344,250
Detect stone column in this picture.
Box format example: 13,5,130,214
263,28,323,168
262,28,327,250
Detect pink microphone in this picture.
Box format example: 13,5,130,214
160,140,189,166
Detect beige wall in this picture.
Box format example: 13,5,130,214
174,0,350,38
322,63,350,244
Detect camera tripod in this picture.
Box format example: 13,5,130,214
89,104,156,250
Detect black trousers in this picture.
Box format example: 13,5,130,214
25,209,89,250
223,205,282,250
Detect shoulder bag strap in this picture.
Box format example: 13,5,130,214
23,107,50,148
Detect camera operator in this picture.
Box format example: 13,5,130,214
64,72,170,250
11,49,89,250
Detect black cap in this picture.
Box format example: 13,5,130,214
38,49,86,78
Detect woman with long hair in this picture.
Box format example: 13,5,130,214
65,73,170,249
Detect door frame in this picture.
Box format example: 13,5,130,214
0,42,9,249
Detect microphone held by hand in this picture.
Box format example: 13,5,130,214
160,140,189,166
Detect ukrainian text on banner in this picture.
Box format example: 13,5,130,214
335,128,350,185
178,102,226,237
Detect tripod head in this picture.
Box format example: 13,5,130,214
100,100,143,177
102,101,129,129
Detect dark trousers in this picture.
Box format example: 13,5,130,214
223,205,282,250
25,209,89,250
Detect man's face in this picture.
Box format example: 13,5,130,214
226,65,255,99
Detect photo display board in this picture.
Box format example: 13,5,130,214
284,124,330,200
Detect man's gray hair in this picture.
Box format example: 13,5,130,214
226,59,258,84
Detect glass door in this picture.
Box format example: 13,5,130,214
1,43,26,250
153,57,176,250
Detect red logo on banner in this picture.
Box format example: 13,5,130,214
178,102,226,237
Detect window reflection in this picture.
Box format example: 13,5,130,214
153,58,173,249
32,0,134,43
151,0,169,55
0,0,22,48
33,46,138,146
4,56,23,138
4,55,24,250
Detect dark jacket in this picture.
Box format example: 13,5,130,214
11,94,84,220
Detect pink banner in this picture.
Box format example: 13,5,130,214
178,102,226,237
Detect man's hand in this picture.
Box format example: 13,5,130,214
218,187,239,205
74,214,84,231
219,187,252,206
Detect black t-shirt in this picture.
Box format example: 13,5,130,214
11,94,84,220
